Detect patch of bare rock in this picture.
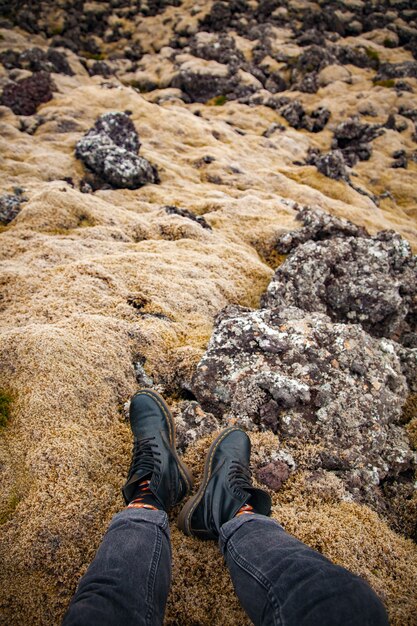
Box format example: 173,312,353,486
191,207,417,538
264,207,417,345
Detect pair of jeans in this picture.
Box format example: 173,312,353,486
63,509,389,626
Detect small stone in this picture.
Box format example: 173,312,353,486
256,460,290,491
174,401,221,453
276,206,367,253
332,117,383,166
163,205,212,230
0,193,24,224
133,362,154,388
314,149,348,180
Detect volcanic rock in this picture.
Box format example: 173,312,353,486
264,229,417,344
163,205,212,230
188,32,245,68
310,149,349,180
0,193,24,225
192,304,416,503
375,61,417,80
174,401,221,453
75,111,158,189
276,206,368,254
279,100,330,132
331,117,383,166
256,459,291,491
0,71,54,116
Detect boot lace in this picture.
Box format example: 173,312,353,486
129,436,162,479
228,461,253,497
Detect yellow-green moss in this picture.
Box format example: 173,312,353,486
365,47,380,66
374,79,395,88
45,213,97,235
0,390,12,430
77,214,96,228
207,95,227,106
80,51,106,61
50,24,64,35
0,492,20,525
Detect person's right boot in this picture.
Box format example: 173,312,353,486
122,389,194,511
177,426,271,539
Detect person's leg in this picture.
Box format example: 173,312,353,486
64,389,193,626
219,513,389,626
63,508,171,626
178,427,388,626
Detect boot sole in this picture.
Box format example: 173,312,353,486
177,425,244,537
132,389,194,498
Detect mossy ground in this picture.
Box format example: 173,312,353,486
0,5,417,624
0,390,12,430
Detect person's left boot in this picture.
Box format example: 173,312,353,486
177,426,271,539
122,389,194,511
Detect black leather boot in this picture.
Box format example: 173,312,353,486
177,426,271,539
122,389,194,510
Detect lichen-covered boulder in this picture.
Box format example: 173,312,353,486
264,221,417,344
375,61,417,81
173,58,233,103
276,206,368,253
331,117,383,166
75,111,158,189
192,305,416,503
278,99,330,132
0,193,24,225
189,32,245,68
309,149,349,180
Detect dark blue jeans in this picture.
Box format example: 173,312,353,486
63,510,389,626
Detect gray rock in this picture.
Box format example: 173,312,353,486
163,205,212,230
314,149,349,180
375,61,417,80
173,401,221,453
264,228,417,344
0,71,54,116
133,362,154,388
192,304,416,503
75,112,158,189
0,193,24,225
276,205,368,253
296,44,336,73
332,116,384,166
279,100,330,132
189,33,245,68
173,68,234,103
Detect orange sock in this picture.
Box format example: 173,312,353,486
126,480,159,511
127,500,158,510
235,503,255,517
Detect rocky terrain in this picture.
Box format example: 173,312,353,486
0,0,416,624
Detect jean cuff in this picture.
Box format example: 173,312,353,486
112,507,169,530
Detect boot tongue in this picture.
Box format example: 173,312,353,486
122,470,153,504
246,487,272,516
